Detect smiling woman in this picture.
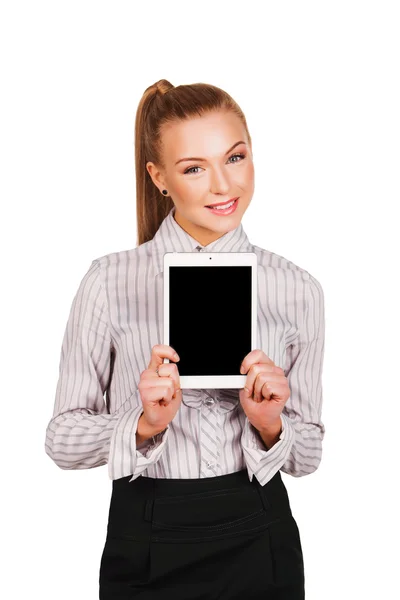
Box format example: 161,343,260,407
100,79,315,598
144,103,254,245
45,77,325,600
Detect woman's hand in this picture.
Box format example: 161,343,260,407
138,344,182,436
239,349,290,434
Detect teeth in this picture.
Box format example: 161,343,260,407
208,199,235,210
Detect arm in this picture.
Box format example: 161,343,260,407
44,259,168,476
241,273,326,485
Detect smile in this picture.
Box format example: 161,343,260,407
205,197,239,215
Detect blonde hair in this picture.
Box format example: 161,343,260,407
134,79,252,246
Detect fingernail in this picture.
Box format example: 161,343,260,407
244,386,250,395
174,352,180,360
240,365,245,374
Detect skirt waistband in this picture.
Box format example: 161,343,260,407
110,468,293,527
114,467,262,496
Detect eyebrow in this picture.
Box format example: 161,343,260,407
174,141,246,166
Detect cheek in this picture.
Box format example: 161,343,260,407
177,184,210,211
173,177,205,196
239,161,255,187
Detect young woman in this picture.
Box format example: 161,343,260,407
45,79,325,599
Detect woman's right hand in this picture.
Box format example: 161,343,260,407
137,344,182,436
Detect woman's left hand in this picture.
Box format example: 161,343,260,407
239,349,290,433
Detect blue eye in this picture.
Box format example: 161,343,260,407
183,152,245,175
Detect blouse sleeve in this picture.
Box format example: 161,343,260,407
44,259,167,477
241,272,326,486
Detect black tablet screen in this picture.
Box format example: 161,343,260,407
168,265,252,376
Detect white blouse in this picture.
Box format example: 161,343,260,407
45,206,326,486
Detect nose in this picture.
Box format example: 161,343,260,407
209,167,230,195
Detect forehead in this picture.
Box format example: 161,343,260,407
160,111,245,158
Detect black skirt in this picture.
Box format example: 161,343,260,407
99,468,305,599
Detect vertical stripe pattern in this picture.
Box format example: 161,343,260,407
44,205,326,486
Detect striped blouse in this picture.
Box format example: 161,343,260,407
44,205,326,486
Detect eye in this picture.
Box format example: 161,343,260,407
229,152,245,163
183,152,246,175
184,165,202,175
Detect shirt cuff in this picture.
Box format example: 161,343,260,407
241,413,296,487
108,403,169,481
130,424,169,481
136,428,168,457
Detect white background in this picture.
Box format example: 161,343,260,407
1,1,399,598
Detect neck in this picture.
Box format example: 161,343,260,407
173,210,229,247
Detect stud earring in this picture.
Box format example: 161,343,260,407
162,189,168,195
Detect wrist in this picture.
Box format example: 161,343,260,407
258,417,282,450
136,413,166,444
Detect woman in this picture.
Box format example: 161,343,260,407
45,79,325,599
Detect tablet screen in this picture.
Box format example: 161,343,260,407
169,265,252,376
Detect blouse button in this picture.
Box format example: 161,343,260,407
204,397,215,406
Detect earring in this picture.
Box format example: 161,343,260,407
162,189,168,195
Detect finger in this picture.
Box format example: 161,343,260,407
148,344,180,371
245,364,280,397
142,382,175,408
240,350,275,374
144,362,179,379
140,373,181,397
156,363,181,397
258,376,272,402
257,375,288,401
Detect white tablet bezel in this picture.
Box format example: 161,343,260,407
163,251,258,389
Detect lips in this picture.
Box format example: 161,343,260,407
205,197,239,215
205,197,239,208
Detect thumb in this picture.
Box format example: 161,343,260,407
239,386,252,406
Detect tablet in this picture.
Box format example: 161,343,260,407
163,251,258,389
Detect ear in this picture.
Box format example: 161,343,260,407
146,161,166,193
